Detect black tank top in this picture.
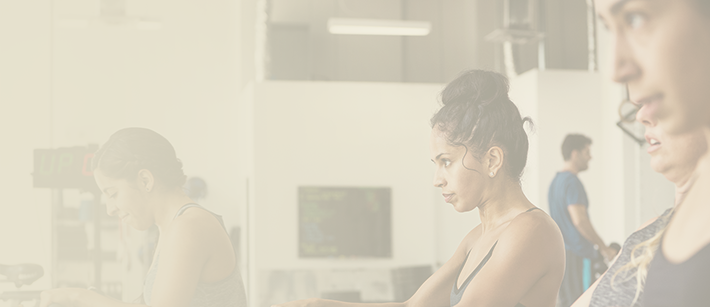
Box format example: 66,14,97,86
640,237,710,306
449,207,540,307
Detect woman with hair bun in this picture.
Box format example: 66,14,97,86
40,127,247,307
273,70,565,307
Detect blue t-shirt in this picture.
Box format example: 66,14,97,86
548,171,595,258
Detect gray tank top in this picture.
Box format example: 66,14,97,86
143,203,247,307
589,208,673,307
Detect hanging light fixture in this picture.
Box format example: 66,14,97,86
327,18,431,36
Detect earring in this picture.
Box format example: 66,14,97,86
489,172,495,177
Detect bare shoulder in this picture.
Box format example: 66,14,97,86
511,208,560,231
166,207,225,246
485,209,565,279
499,209,564,252
461,224,484,251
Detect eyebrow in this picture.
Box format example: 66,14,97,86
609,0,632,15
431,153,449,163
609,0,641,16
597,0,643,28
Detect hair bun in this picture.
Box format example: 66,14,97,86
431,70,529,180
440,70,510,109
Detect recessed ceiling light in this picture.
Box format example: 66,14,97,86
327,18,431,36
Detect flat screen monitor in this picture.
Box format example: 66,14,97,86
299,186,391,258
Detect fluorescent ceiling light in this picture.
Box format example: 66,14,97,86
327,18,431,36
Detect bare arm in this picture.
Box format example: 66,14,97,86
41,210,225,307
570,271,603,307
568,205,607,249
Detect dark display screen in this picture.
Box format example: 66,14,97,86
299,186,392,258
33,146,98,191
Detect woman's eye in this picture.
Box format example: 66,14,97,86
625,12,646,29
110,193,118,199
443,160,451,167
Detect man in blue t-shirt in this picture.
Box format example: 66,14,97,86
549,134,617,307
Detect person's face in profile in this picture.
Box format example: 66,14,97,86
636,96,707,183
596,0,710,133
94,168,155,231
430,128,489,213
572,145,592,172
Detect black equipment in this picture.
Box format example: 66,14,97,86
0,263,63,307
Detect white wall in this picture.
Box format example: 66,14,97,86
509,69,631,245
509,71,540,209
236,82,256,305
0,1,53,292
1,0,246,299
251,81,444,269
51,0,243,224
245,81,445,305
509,70,604,211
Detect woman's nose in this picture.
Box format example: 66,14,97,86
432,170,446,188
105,200,119,217
611,33,641,84
636,103,657,127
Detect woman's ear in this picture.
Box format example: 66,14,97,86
136,169,155,192
486,146,505,178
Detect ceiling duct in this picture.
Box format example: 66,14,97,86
485,0,544,44
485,0,544,77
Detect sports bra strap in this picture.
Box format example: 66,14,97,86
523,207,540,213
172,202,230,233
517,207,540,218
173,203,203,220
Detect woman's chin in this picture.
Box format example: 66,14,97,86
650,158,670,177
453,203,475,213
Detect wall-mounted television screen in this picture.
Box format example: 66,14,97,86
299,186,392,258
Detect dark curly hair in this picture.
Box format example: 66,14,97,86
91,127,187,189
430,70,532,179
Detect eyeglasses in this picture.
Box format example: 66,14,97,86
616,85,645,145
